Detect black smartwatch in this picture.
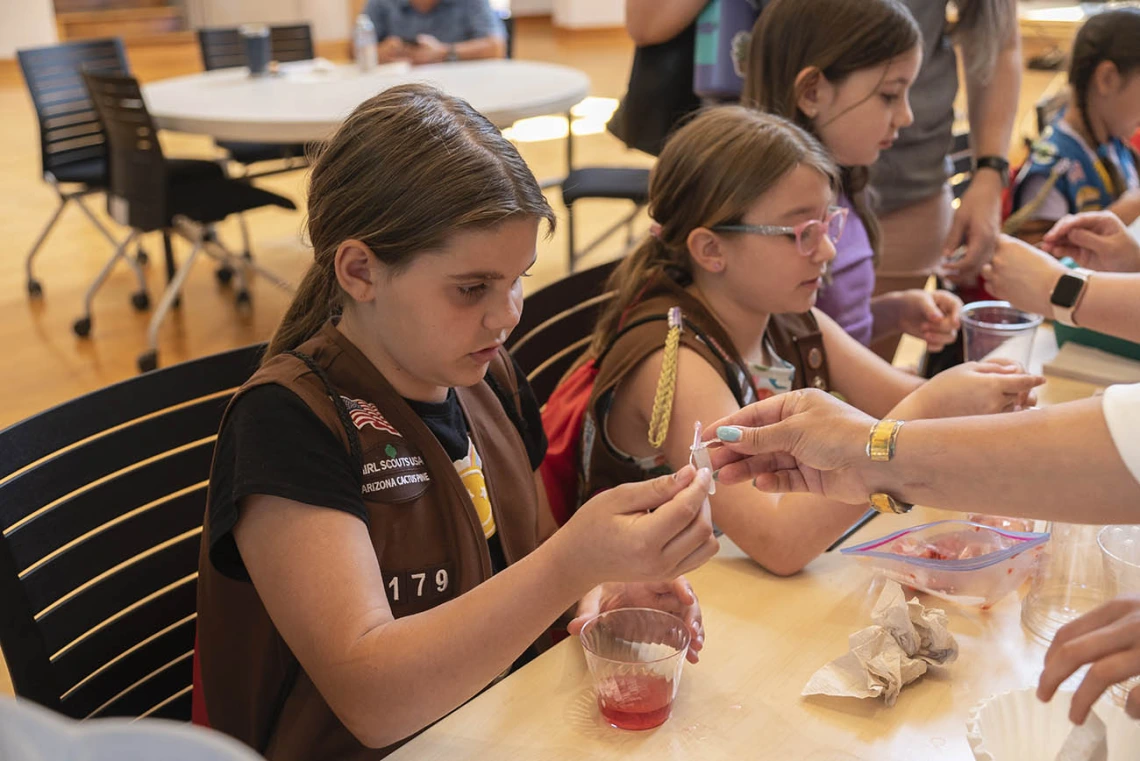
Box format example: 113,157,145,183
974,155,1011,186
1049,268,1092,327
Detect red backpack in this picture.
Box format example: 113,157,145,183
538,310,686,526
539,306,752,525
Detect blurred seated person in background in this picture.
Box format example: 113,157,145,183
1009,8,1140,243
364,0,506,65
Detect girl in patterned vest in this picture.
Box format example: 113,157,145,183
1011,8,1140,240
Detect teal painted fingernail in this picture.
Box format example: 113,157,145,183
712,470,719,481
716,426,741,442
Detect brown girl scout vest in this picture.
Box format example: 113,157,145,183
581,276,831,503
195,321,555,761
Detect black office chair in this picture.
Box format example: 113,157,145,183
507,260,618,406
0,343,264,721
16,38,149,306
559,115,650,273
195,24,313,167
195,25,312,257
82,71,295,372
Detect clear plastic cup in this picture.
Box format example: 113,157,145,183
579,608,690,730
961,301,1043,366
1022,523,1107,645
1098,525,1140,706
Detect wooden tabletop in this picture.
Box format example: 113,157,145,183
388,325,1104,761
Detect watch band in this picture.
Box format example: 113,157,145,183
1051,267,1092,327
869,493,914,514
445,44,458,62
866,419,904,463
974,155,1011,186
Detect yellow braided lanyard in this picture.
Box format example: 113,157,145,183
647,307,683,450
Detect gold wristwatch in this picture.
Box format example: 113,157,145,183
866,419,914,515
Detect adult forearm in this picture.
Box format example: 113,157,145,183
868,398,1140,521
1073,273,1140,343
624,0,705,45
455,36,504,60
333,534,588,747
966,43,1021,159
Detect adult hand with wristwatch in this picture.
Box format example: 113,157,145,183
940,154,1010,284
982,234,1092,327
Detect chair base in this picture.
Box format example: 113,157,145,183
137,218,292,373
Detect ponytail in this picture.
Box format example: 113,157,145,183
1068,7,1140,201
263,260,341,362
590,234,688,356
841,166,881,264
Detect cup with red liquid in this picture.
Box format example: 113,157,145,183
579,608,690,730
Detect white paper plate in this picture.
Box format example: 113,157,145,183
967,688,1140,761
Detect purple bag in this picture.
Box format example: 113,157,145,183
693,0,765,100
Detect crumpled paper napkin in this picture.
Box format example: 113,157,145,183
802,581,959,706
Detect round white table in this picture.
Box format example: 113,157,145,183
142,59,591,143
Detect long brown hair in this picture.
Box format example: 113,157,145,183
590,106,837,355
264,83,555,361
741,0,920,260
1068,7,1140,198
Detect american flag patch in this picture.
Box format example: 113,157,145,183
340,396,401,436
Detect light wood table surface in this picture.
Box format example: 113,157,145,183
388,326,1105,761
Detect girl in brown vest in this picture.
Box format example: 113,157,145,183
194,84,719,761
575,106,1043,577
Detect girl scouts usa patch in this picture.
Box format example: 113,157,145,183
361,438,432,503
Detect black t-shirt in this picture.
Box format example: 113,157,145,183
208,359,547,582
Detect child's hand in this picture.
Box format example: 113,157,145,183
1040,210,1140,273
555,466,718,591
895,288,962,351
1038,594,1140,723
568,578,705,663
891,358,1045,419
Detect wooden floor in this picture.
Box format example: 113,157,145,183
0,18,1064,696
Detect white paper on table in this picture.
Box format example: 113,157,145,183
1056,710,1108,761
802,581,959,706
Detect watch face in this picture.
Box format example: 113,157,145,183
1050,273,1085,308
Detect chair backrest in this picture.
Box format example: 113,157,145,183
270,24,315,63
198,24,314,71
508,260,619,406
0,344,265,722
16,38,128,185
196,28,244,71
81,70,168,232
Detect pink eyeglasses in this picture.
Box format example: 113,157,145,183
712,206,848,257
